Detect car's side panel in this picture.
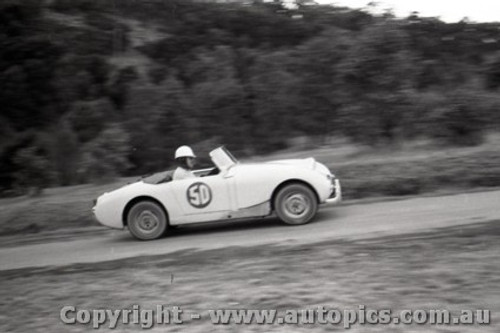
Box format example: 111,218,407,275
165,174,235,225
93,182,156,229
231,163,332,209
93,194,128,229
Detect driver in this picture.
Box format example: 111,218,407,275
173,145,197,180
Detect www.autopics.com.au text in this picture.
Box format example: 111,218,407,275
60,305,490,329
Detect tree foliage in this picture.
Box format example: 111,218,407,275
13,145,53,195
2,0,500,194
78,124,132,182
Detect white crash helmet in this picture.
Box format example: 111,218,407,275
175,145,196,159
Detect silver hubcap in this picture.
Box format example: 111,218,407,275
283,193,310,218
135,210,160,233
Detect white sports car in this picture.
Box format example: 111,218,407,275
92,147,341,240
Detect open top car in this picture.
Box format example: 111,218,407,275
92,147,341,240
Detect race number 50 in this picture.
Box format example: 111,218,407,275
187,182,212,208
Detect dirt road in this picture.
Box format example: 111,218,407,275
1,190,499,270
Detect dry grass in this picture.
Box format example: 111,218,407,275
1,221,499,332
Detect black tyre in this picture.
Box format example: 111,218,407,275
274,183,318,225
127,200,168,240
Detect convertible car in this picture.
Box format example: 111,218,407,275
92,147,341,240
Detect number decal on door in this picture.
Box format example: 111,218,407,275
186,182,212,208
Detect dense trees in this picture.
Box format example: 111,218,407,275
1,0,500,195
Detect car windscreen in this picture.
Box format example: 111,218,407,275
222,146,238,164
210,146,238,170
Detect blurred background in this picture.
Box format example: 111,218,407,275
2,4,499,331
1,0,500,198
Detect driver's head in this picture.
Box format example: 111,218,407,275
175,145,196,170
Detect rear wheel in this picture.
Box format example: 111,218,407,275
127,200,168,240
274,183,318,225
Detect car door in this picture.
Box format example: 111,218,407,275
168,173,234,224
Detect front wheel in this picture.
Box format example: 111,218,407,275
274,183,318,225
127,200,168,240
